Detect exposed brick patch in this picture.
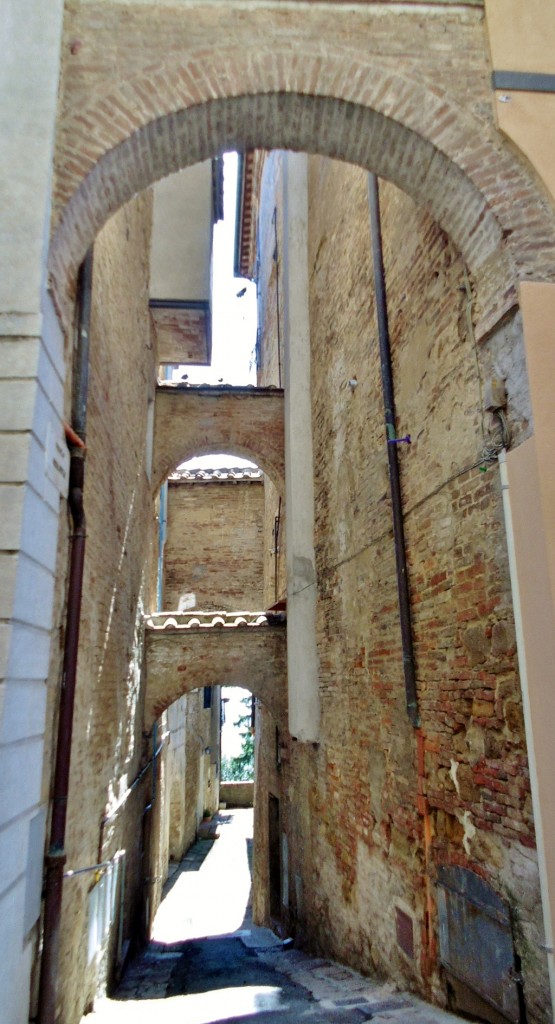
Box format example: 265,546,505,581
151,304,211,365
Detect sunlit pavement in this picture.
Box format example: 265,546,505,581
84,809,464,1024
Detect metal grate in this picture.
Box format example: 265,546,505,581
437,866,520,1023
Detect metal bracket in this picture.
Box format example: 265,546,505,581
492,71,555,94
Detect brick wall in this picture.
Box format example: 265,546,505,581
50,1,555,338
301,157,548,1016
253,151,549,1019
164,476,265,611
40,191,162,1023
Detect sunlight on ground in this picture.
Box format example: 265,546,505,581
171,985,283,1024
86,811,265,1022
152,809,253,943
95,986,283,1024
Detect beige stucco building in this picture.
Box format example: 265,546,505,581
3,2,555,1023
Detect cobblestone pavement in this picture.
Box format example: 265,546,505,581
84,810,466,1024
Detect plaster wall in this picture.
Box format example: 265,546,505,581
150,162,213,301
486,0,555,203
282,153,320,743
220,781,254,808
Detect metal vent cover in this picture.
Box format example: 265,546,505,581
437,866,520,1023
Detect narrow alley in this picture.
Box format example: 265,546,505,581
83,810,464,1024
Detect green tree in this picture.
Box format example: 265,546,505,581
221,695,255,781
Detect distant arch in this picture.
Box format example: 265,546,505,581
153,385,285,494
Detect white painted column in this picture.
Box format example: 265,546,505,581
282,152,320,742
500,448,555,1018
0,3,65,1022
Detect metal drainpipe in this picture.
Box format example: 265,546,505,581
367,174,420,728
37,249,93,1024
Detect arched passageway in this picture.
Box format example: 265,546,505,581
153,384,284,493
32,8,555,1024
50,5,555,329
51,89,555,337
144,615,287,727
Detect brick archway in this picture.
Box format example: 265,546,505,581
144,620,287,728
153,384,284,493
51,44,555,336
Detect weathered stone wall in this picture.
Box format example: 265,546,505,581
166,697,188,859
39,192,165,1023
220,781,254,808
164,477,265,611
253,151,549,1019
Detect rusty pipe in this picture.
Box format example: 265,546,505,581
368,174,419,727
37,249,93,1024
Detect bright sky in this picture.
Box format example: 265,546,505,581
176,152,258,471
221,686,252,758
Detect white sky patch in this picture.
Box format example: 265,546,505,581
178,152,258,472
221,686,252,759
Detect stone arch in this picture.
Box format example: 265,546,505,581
144,624,287,728
153,385,284,493
50,46,555,334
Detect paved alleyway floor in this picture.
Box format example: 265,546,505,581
84,809,466,1024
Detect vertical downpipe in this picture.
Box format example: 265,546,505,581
367,174,419,727
37,249,93,1024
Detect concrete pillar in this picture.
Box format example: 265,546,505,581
0,3,65,1021
282,152,320,743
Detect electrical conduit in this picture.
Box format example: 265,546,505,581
367,173,419,727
